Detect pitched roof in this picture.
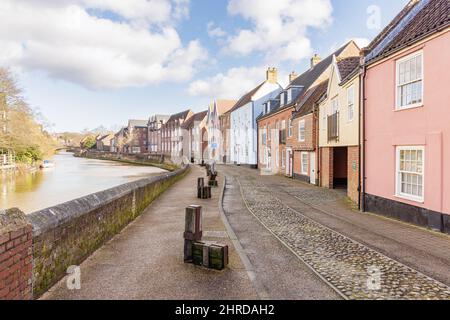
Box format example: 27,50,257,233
167,109,191,123
336,56,360,83
292,81,329,119
182,110,207,129
289,41,351,89
227,81,266,114
128,119,148,128
257,42,356,122
365,0,450,64
215,100,237,115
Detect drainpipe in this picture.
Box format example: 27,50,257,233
313,103,320,186
360,54,367,212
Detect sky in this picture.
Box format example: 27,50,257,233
0,0,409,132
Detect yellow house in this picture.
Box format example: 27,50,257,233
318,54,361,203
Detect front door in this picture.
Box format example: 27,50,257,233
310,152,316,184
286,149,292,176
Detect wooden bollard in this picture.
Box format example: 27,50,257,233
184,205,202,263
184,205,202,241
192,242,228,270
197,177,205,198
184,239,194,263
208,180,218,187
209,244,229,270
201,186,211,199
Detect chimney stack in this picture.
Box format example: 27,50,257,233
289,71,298,83
311,54,322,68
266,67,278,84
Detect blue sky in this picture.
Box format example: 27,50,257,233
2,0,409,132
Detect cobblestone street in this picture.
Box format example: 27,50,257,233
220,165,450,300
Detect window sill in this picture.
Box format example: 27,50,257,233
394,194,424,204
394,103,424,112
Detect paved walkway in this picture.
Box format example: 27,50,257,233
42,166,258,300
220,165,450,300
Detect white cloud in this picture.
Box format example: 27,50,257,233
0,0,207,89
225,0,333,63
207,22,227,38
350,37,371,49
188,66,288,99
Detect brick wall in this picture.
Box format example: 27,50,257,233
290,114,315,151
257,107,294,172
0,209,33,300
347,146,360,203
0,166,189,299
320,147,333,188
28,165,189,298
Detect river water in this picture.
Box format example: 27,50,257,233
0,151,167,214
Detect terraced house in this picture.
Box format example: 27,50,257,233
126,119,149,154
257,41,360,177
318,54,361,204
206,100,236,163
229,68,283,168
362,0,450,233
160,110,193,158
290,80,328,185
148,114,170,154
182,110,208,164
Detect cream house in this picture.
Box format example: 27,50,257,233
318,54,361,203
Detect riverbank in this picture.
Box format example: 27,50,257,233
77,150,179,172
1,152,170,214
0,164,190,299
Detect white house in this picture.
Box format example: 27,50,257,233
206,100,236,163
229,68,283,167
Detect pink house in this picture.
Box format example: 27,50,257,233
362,0,450,233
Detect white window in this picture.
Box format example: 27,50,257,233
301,152,308,175
288,119,293,137
298,120,306,142
396,146,424,202
281,150,285,168
287,89,292,104
347,86,355,121
331,96,339,114
396,51,423,110
280,92,285,106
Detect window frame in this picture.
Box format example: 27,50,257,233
395,50,424,111
395,146,425,203
288,119,293,137
298,119,306,142
301,152,308,175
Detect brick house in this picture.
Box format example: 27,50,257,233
362,0,450,233
161,110,193,159
148,114,170,154
126,120,149,154
290,80,328,184
96,134,114,152
257,41,360,176
182,110,208,164
219,112,231,164
318,55,361,204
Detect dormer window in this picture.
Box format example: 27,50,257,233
287,89,292,104
280,92,285,107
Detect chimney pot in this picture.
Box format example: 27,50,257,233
289,71,298,83
311,54,322,68
266,67,278,84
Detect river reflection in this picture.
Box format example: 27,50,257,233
0,151,167,213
